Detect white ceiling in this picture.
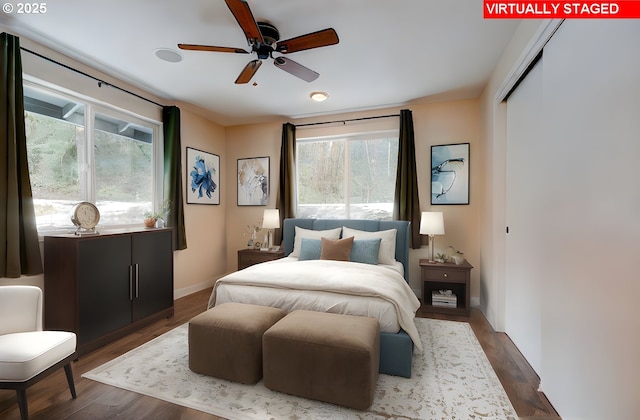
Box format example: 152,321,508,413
0,0,520,126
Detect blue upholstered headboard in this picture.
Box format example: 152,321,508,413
282,218,411,282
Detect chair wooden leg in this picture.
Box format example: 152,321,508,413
1,353,77,418
16,388,29,420
64,363,77,399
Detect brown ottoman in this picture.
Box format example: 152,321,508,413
189,302,286,384
263,310,380,410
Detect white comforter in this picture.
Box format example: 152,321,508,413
209,257,422,352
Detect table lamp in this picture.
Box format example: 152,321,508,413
420,211,445,263
262,209,280,250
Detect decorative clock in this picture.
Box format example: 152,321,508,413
70,201,100,235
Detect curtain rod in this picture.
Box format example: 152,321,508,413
20,47,164,108
295,113,399,127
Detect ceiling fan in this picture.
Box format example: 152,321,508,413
178,0,339,84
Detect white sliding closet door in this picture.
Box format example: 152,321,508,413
502,20,640,418
536,21,640,419
505,58,543,375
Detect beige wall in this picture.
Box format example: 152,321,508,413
173,109,228,297
223,121,284,273
409,100,481,297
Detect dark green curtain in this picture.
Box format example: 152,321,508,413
393,109,422,249
275,122,296,244
162,106,187,250
0,33,42,277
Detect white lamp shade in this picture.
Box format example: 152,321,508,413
419,212,444,235
262,209,280,229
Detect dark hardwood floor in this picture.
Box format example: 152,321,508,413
0,288,560,419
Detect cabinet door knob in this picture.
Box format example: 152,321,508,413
443,273,448,278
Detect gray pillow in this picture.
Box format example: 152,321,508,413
350,238,382,265
298,238,322,260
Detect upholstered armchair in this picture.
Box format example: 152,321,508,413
0,285,77,420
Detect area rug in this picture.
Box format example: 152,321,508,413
83,318,517,419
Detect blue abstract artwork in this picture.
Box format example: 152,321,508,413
186,147,220,205
431,143,469,205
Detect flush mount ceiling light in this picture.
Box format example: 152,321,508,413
310,91,329,102
154,48,183,63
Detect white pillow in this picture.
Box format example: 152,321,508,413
342,227,397,265
291,226,342,257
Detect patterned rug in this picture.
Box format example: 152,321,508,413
83,318,517,419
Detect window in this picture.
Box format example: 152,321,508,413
296,131,398,219
24,83,161,232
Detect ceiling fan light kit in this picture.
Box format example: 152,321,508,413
310,91,329,102
178,0,339,85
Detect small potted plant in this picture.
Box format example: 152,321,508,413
243,222,262,248
144,200,171,228
143,211,161,228
435,252,449,263
447,246,465,265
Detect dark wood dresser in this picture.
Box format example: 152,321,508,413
43,228,174,355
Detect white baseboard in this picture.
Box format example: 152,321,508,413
174,280,214,300
173,277,218,300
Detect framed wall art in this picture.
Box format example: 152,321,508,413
237,156,269,206
431,143,469,205
186,147,220,205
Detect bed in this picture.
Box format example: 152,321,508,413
208,218,420,377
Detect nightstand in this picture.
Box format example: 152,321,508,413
237,248,284,270
419,259,473,316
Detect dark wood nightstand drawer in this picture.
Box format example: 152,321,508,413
238,249,284,270
243,253,273,264
423,267,467,282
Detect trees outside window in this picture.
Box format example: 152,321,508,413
24,83,160,232
296,131,398,219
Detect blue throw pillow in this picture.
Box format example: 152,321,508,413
350,238,382,265
298,238,322,260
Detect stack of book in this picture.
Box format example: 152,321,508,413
431,289,457,308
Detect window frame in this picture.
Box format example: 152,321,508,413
23,78,164,234
295,129,399,220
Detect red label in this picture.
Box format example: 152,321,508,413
484,1,640,18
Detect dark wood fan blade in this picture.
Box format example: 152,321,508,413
225,0,263,44
276,28,339,54
235,60,262,84
273,57,319,82
178,44,249,54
